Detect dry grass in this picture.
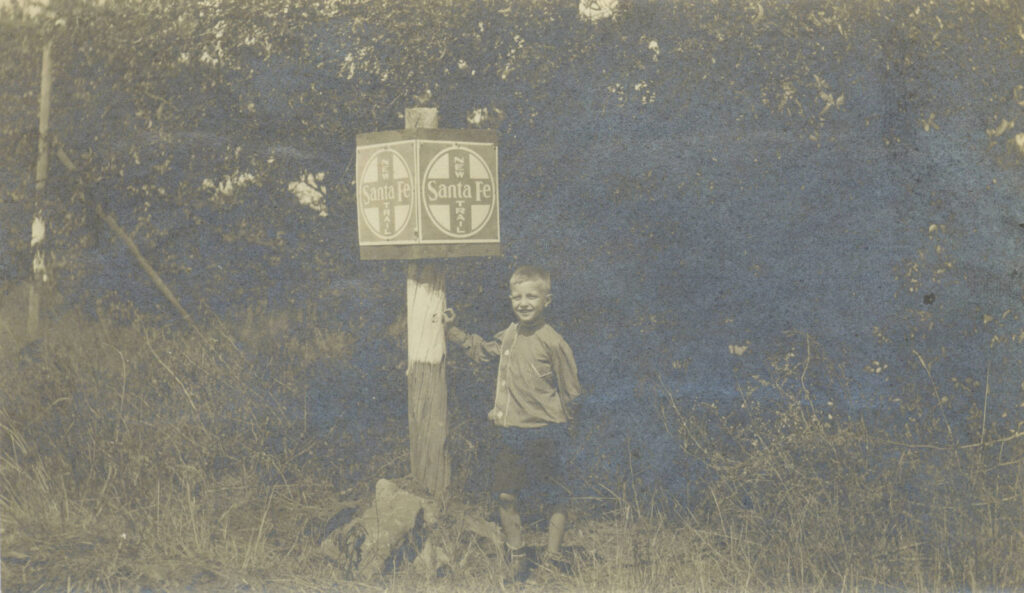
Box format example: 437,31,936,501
651,332,1024,593
0,306,388,592
2,314,1022,592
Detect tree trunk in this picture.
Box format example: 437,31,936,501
56,147,198,333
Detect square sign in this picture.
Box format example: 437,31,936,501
355,129,500,260
355,135,418,246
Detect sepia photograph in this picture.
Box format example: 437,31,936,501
1,0,1023,590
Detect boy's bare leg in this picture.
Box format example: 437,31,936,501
498,493,523,550
546,510,566,556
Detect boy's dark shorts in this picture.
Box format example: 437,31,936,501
492,423,570,509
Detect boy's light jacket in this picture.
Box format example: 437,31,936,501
484,322,582,428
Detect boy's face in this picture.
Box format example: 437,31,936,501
509,280,551,326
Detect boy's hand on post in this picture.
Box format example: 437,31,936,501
444,320,491,364
445,323,469,344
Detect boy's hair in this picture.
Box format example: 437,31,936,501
509,265,551,293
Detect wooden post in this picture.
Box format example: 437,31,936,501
28,39,52,341
405,107,450,495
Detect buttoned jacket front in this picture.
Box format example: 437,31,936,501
487,322,581,428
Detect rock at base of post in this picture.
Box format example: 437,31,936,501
320,479,504,581
321,478,438,580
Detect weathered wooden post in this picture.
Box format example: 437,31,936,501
355,108,500,495
28,39,53,340
404,106,449,494
405,257,449,494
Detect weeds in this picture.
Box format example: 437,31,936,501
0,306,392,591
655,331,1024,592
2,312,1021,592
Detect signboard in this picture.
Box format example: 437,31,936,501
355,128,500,260
357,142,416,243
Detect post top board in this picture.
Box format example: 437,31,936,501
357,127,498,147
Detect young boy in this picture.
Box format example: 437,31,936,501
446,265,582,581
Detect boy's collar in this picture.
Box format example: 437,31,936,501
516,319,546,334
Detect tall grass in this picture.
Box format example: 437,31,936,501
0,305,395,591
3,312,1022,592
652,331,1024,592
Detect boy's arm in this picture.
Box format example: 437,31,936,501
551,339,583,419
445,324,500,363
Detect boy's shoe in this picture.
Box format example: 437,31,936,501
537,550,572,575
503,545,531,584
522,551,572,586
528,548,577,581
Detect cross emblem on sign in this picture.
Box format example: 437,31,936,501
423,148,496,237
359,150,413,239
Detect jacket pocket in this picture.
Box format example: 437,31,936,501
529,361,552,378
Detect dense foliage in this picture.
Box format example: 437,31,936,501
2,0,1024,590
